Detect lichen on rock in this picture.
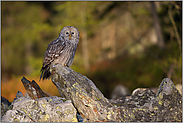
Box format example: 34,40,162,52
1,65,182,122
2,96,77,122
51,65,182,122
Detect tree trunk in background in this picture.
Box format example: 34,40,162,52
150,1,165,49
108,21,117,59
168,4,181,52
24,40,32,75
101,21,117,60
81,2,90,73
167,63,174,79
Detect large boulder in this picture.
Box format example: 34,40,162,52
1,65,182,122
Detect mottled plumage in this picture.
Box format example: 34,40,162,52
40,26,80,81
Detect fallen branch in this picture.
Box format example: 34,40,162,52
21,77,50,99
168,4,181,52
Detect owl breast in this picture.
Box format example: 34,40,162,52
53,39,79,67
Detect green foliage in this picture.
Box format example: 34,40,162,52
1,1,181,99
89,42,181,98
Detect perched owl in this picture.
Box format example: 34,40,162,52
40,26,80,81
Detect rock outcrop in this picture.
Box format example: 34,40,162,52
1,65,182,122
2,96,77,122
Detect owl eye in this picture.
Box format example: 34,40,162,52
71,32,74,35
66,32,69,35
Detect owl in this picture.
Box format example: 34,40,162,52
40,26,80,81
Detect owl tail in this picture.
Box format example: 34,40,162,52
39,66,51,81
39,69,44,82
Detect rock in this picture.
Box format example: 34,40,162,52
51,64,113,122
110,78,182,122
175,84,182,94
111,84,131,99
1,96,12,118
16,91,24,98
2,96,77,122
153,78,182,122
51,65,182,122
2,65,182,122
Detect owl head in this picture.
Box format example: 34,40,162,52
59,26,80,41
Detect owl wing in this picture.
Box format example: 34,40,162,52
40,38,66,81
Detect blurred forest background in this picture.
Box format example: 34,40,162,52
1,1,182,101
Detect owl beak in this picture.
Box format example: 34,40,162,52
69,34,72,39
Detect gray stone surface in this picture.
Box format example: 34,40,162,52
1,96,12,118
2,96,77,122
1,65,182,122
111,84,131,99
51,65,182,122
